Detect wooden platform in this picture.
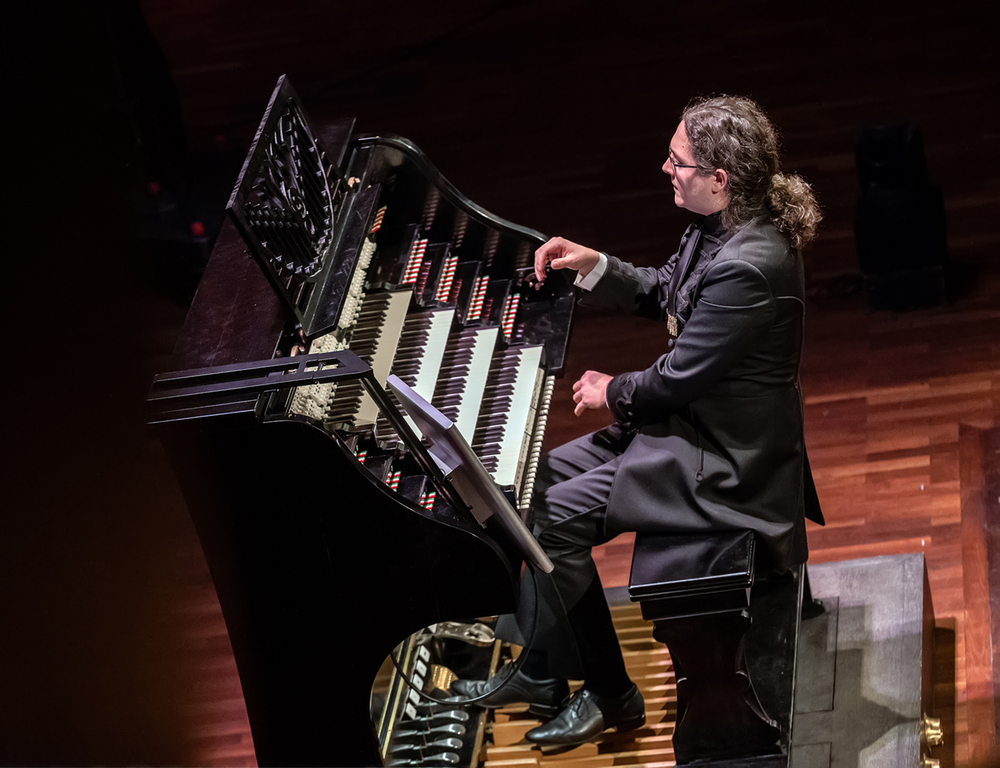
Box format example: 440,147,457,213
477,552,937,768
794,554,935,768
482,600,679,768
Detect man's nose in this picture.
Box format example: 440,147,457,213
662,159,673,175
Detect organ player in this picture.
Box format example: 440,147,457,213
451,94,825,746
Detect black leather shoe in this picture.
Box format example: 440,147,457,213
449,663,568,717
524,684,645,746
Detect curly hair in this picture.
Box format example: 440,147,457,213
682,95,821,249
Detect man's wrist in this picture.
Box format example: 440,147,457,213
574,252,609,291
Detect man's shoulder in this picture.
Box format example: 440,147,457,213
706,216,802,299
715,216,791,271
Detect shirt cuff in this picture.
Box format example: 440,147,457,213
573,252,609,291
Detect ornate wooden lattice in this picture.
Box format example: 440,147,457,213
227,75,350,330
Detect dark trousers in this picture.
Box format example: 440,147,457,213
501,432,633,695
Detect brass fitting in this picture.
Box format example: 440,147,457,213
921,714,944,747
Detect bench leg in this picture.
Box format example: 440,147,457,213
653,611,781,763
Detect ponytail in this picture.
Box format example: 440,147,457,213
766,172,822,250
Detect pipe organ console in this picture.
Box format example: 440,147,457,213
148,76,575,766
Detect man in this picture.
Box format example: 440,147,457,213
452,95,824,747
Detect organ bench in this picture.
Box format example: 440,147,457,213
629,529,814,766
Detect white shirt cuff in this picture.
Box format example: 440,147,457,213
573,252,609,291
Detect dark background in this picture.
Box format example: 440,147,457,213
2,0,998,764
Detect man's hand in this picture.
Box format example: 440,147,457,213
534,237,601,285
572,370,613,416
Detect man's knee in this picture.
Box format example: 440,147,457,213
535,504,607,551
541,433,613,486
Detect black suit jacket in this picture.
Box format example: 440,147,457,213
586,214,822,573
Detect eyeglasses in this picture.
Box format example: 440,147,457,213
666,154,699,171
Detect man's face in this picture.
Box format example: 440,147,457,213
662,122,727,216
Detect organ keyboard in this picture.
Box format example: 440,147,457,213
149,75,575,767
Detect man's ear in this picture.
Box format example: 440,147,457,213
713,168,729,193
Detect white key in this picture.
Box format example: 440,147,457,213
452,327,499,441
354,289,412,425
490,346,544,488
409,309,455,402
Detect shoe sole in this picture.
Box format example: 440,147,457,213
525,701,563,719
527,712,647,747
614,713,646,732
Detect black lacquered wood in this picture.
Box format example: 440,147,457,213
226,76,354,336
162,416,519,767
151,76,578,765
628,529,754,603
629,531,802,765
655,611,782,763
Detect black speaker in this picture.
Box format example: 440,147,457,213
854,122,948,310
856,122,928,191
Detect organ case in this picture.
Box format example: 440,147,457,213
149,76,575,766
